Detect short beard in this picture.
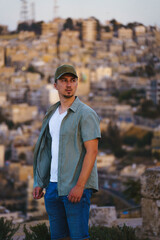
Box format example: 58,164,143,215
63,94,74,99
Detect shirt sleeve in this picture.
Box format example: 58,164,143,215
80,108,101,142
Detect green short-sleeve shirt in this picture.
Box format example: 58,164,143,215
33,97,101,196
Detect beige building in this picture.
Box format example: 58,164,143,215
40,84,60,107
76,67,90,96
10,74,26,88
97,153,115,168
109,39,123,53
118,27,133,39
19,165,33,181
59,30,81,53
0,24,8,34
4,104,38,124
101,30,113,40
0,92,7,106
155,30,160,46
96,66,112,81
82,18,97,42
120,164,146,178
0,145,5,168
0,46,5,67
90,66,112,83
135,25,146,36
0,66,15,76
18,31,35,41
42,18,65,36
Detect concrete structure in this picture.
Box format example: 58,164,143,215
4,104,38,124
0,24,8,34
41,84,59,107
118,27,133,39
0,145,5,168
18,31,35,41
109,39,123,53
95,66,112,82
146,78,160,105
89,206,117,227
141,167,160,239
76,67,90,96
59,30,81,53
0,92,7,106
97,153,115,168
135,25,146,36
82,17,97,42
120,164,146,178
42,18,64,36
0,46,5,67
101,29,113,40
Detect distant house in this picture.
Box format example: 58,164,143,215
146,78,160,105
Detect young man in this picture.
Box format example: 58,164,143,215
33,65,101,240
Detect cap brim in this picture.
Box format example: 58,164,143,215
57,72,78,79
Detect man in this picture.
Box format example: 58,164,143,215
33,64,101,240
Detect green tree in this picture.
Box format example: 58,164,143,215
99,122,126,157
63,18,74,30
123,179,141,204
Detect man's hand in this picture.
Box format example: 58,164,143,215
33,187,44,199
68,185,84,203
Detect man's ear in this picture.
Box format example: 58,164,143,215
54,83,57,89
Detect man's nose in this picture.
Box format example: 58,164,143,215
66,81,71,86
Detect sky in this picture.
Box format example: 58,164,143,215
0,0,160,31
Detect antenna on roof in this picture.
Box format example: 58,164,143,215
20,0,28,23
31,2,35,23
53,0,59,20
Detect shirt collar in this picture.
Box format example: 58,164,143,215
69,96,80,112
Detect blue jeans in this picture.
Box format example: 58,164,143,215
44,182,92,240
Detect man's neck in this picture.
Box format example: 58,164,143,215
59,96,76,114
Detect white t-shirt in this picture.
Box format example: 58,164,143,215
49,107,67,182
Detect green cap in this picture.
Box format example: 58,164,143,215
54,64,78,82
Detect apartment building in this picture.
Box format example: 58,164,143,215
118,27,133,39
3,104,38,124
0,145,5,168
59,29,81,53
82,17,97,42
146,78,160,104
135,25,146,37
0,46,5,67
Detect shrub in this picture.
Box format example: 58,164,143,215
0,217,19,240
89,225,149,240
23,222,51,240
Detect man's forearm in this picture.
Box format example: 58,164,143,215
76,149,98,188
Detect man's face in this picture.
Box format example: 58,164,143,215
54,73,78,99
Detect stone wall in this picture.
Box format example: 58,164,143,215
141,167,160,240
89,206,117,227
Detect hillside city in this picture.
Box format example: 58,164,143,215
0,16,160,224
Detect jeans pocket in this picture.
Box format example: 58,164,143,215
82,189,93,205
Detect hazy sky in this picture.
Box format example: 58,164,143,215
1,0,160,31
